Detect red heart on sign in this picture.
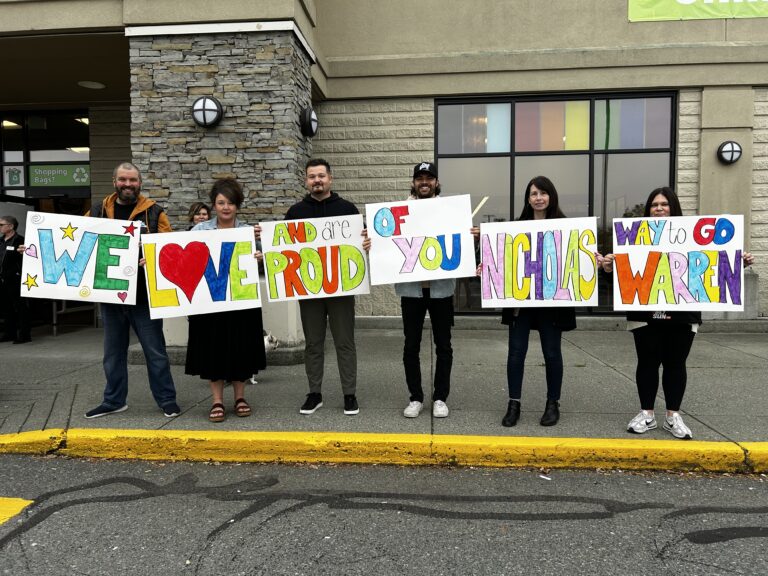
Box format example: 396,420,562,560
158,242,210,302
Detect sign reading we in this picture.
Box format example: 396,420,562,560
612,215,744,311
20,211,141,305
142,228,261,319
365,195,476,286
260,215,369,302
480,217,599,308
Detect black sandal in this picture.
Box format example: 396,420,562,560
234,398,251,417
209,403,225,422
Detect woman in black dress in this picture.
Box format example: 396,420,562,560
185,178,266,422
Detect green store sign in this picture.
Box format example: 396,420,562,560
630,0,768,21
30,164,91,187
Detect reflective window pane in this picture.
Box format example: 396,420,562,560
515,101,590,152
2,113,24,162
513,155,590,218
593,152,671,246
28,113,90,162
594,98,671,150
438,104,511,154
438,156,511,224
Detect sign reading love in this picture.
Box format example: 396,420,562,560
141,227,262,319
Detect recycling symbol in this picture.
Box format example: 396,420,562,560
72,167,89,184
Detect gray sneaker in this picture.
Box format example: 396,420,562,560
403,401,423,418
663,413,693,439
627,410,657,434
432,400,449,418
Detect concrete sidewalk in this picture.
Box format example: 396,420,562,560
1,319,767,472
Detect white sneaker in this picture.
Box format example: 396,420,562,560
403,401,423,418
627,410,657,434
432,400,449,418
663,413,693,439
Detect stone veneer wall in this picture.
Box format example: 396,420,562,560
128,31,312,229
753,88,768,316
676,90,702,216
313,98,436,315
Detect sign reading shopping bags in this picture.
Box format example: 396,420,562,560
479,217,599,308
20,211,141,305
142,227,261,319
260,214,369,302
365,195,476,286
612,215,745,311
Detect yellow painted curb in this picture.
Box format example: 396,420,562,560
59,428,750,472
741,442,768,473
0,497,33,525
0,429,65,455
432,435,748,472
61,429,435,465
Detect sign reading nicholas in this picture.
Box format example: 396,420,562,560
630,0,768,21
29,164,90,187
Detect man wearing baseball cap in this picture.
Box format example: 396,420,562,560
397,162,455,418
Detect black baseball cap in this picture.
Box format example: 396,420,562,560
413,162,438,179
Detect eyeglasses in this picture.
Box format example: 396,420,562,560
0,223,9,227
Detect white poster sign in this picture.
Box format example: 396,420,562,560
480,217,599,308
142,227,261,319
365,195,476,286
260,214,369,302
612,215,744,311
20,211,141,305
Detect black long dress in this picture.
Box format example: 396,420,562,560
185,307,267,382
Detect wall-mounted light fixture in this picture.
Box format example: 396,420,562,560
717,141,742,165
192,96,224,128
300,107,319,137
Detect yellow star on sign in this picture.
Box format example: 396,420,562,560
23,273,38,291
61,223,78,240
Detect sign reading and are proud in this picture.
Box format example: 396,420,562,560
260,214,370,302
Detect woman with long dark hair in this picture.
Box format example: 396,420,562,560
500,176,576,428
600,187,753,439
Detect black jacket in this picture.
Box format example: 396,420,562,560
626,310,702,326
0,232,24,282
501,306,577,332
285,192,359,220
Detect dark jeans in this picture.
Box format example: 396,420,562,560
100,301,177,409
632,323,696,411
1,277,30,341
401,291,453,403
507,309,563,401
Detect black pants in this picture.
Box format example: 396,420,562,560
401,290,453,403
1,276,30,341
632,323,696,411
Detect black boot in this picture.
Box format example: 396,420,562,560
540,399,560,426
501,400,521,427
